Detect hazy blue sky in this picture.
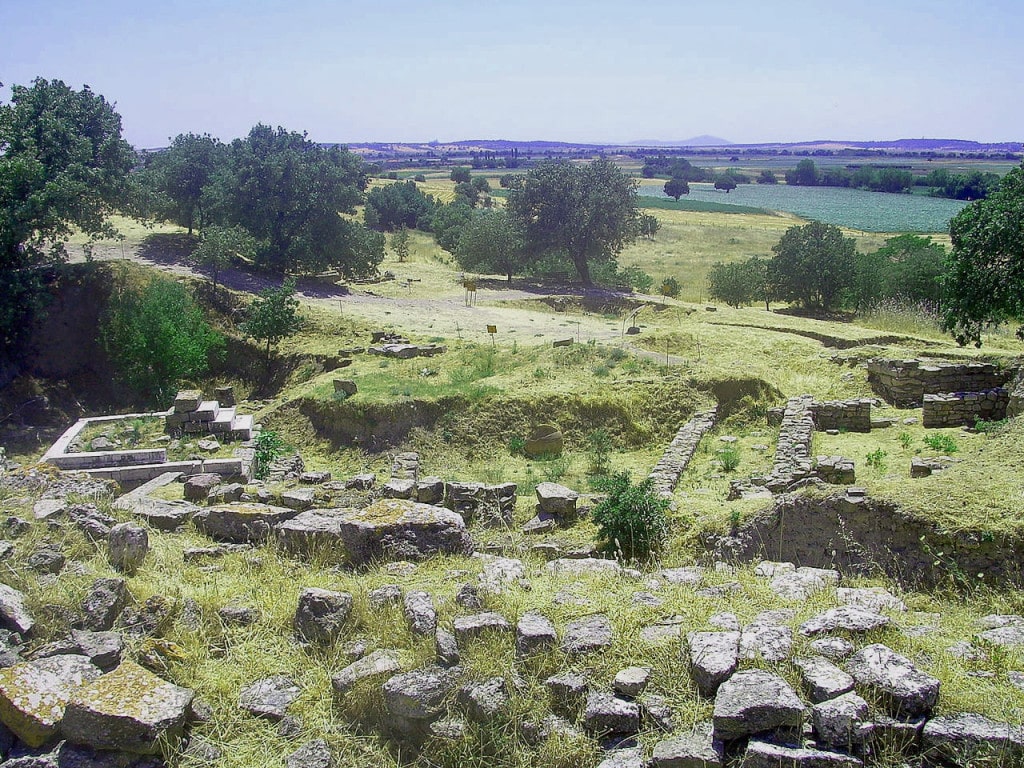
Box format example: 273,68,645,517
2,0,1021,148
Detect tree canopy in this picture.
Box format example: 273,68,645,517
1,78,135,358
364,180,436,231
241,279,303,361
663,177,689,200
142,133,225,234
507,157,638,286
770,221,856,311
215,125,382,276
941,162,1024,346
454,209,526,283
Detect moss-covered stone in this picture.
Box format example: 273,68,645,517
0,655,100,747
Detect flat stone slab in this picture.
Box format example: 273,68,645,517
712,669,804,742
800,606,891,636
546,558,623,577
452,612,511,642
61,660,194,754
516,611,557,655
239,675,301,721
193,503,297,543
0,583,34,635
836,587,906,612
740,740,862,767
0,655,100,747
740,622,792,663
331,649,402,697
769,567,839,601
687,631,740,697
651,722,723,768
921,712,1024,764
562,614,613,655
584,690,640,736
978,625,1024,648
845,643,939,718
793,656,854,703
337,499,473,565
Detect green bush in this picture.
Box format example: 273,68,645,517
253,431,288,480
866,448,888,470
923,433,959,454
719,444,741,472
591,472,670,561
659,276,681,298
586,428,613,476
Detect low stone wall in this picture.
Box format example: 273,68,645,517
710,492,1024,588
867,358,1013,407
1008,370,1024,418
760,396,815,492
922,389,1008,428
809,398,872,432
647,408,717,497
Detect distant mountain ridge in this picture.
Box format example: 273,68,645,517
627,135,733,147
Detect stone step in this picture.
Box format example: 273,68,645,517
191,401,221,422
207,407,237,434
229,414,254,441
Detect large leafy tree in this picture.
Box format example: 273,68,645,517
364,180,435,231
216,125,382,276
1,78,135,357
455,209,526,283
770,221,856,311
142,132,225,235
241,279,303,362
101,275,224,406
941,163,1024,346
507,157,638,286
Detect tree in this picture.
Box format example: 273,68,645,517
241,279,303,362
431,200,474,253
101,275,224,406
364,180,436,231
449,166,471,184
391,226,410,263
507,157,638,286
659,276,681,298
454,209,526,283
663,177,689,200
708,262,755,307
786,158,819,186
758,170,778,184
771,221,857,311
744,256,775,311
471,176,491,193
192,224,256,293
1,78,135,358
638,213,660,240
453,181,480,207
215,125,381,277
499,173,523,190
941,163,1024,346
143,133,225,234
714,176,737,193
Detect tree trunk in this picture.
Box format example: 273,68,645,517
573,254,592,287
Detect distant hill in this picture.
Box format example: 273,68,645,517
627,135,733,147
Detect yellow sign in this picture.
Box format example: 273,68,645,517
487,325,497,334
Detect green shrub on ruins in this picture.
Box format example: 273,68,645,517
591,472,670,561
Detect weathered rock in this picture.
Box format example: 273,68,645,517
403,591,437,636
193,503,297,543
300,471,332,485
68,504,116,540
382,666,455,721
345,473,376,491
595,747,646,768
0,655,100,747
584,691,640,736
0,584,34,635
687,631,740,697
524,425,563,458
32,499,66,521
125,497,198,531
338,499,473,565
107,523,149,574
452,612,511,643
712,669,804,742
70,630,123,672
367,584,403,608
516,611,557,655
391,451,419,481
845,644,939,718
810,637,855,661
978,624,1024,648
800,606,891,636
535,482,579,520
294,588,352,644
660,566,705,587
812,691,870,750
26,547,65,574
613,667,650,698
545,671,589,715
835,587,906,613
740,740,862,767
921,712,1024,764
281,487,316,511
476,554,527,594
454,583,482,609
239,675,301,721
331,649,402,697
208,482,245,504
793,656,854,703
183,473,221,502
286,738,332,768
651,722,723,768
429,716,468,741
80,578,128,632
740,621,792,663
458,677,508,722
218,604,258,626
546,557,623,577
381,479,416,500
640,693,674,732
416,477,445,505
61,660,193,754
563,614,613,655
276,508,346,555
435,629,460,667
769,567,839,601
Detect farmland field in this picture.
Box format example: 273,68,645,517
638,181,969,232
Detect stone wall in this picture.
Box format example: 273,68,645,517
760,396,815,492
922,389,1009,427
647,408,717,497
867,358,1013,407
711,492,1024,588
1008,370,1024,418
809,399,872,432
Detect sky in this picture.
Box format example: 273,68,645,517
2,0,1021,148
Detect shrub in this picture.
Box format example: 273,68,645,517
586,428,613,476
591,472,670,561
923,433,959,454
252,431,288,480
659,276,681,298
865,448,888,470
719,444,741,472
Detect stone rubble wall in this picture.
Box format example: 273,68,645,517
647,408,717,497
867,358,1014,408
761,396,815,492
922,389,1009,427
1007,369,1024,418
809,399,872,433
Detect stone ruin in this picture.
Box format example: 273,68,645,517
648,409,717,497
367,331,446,359
867,358,1014,408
